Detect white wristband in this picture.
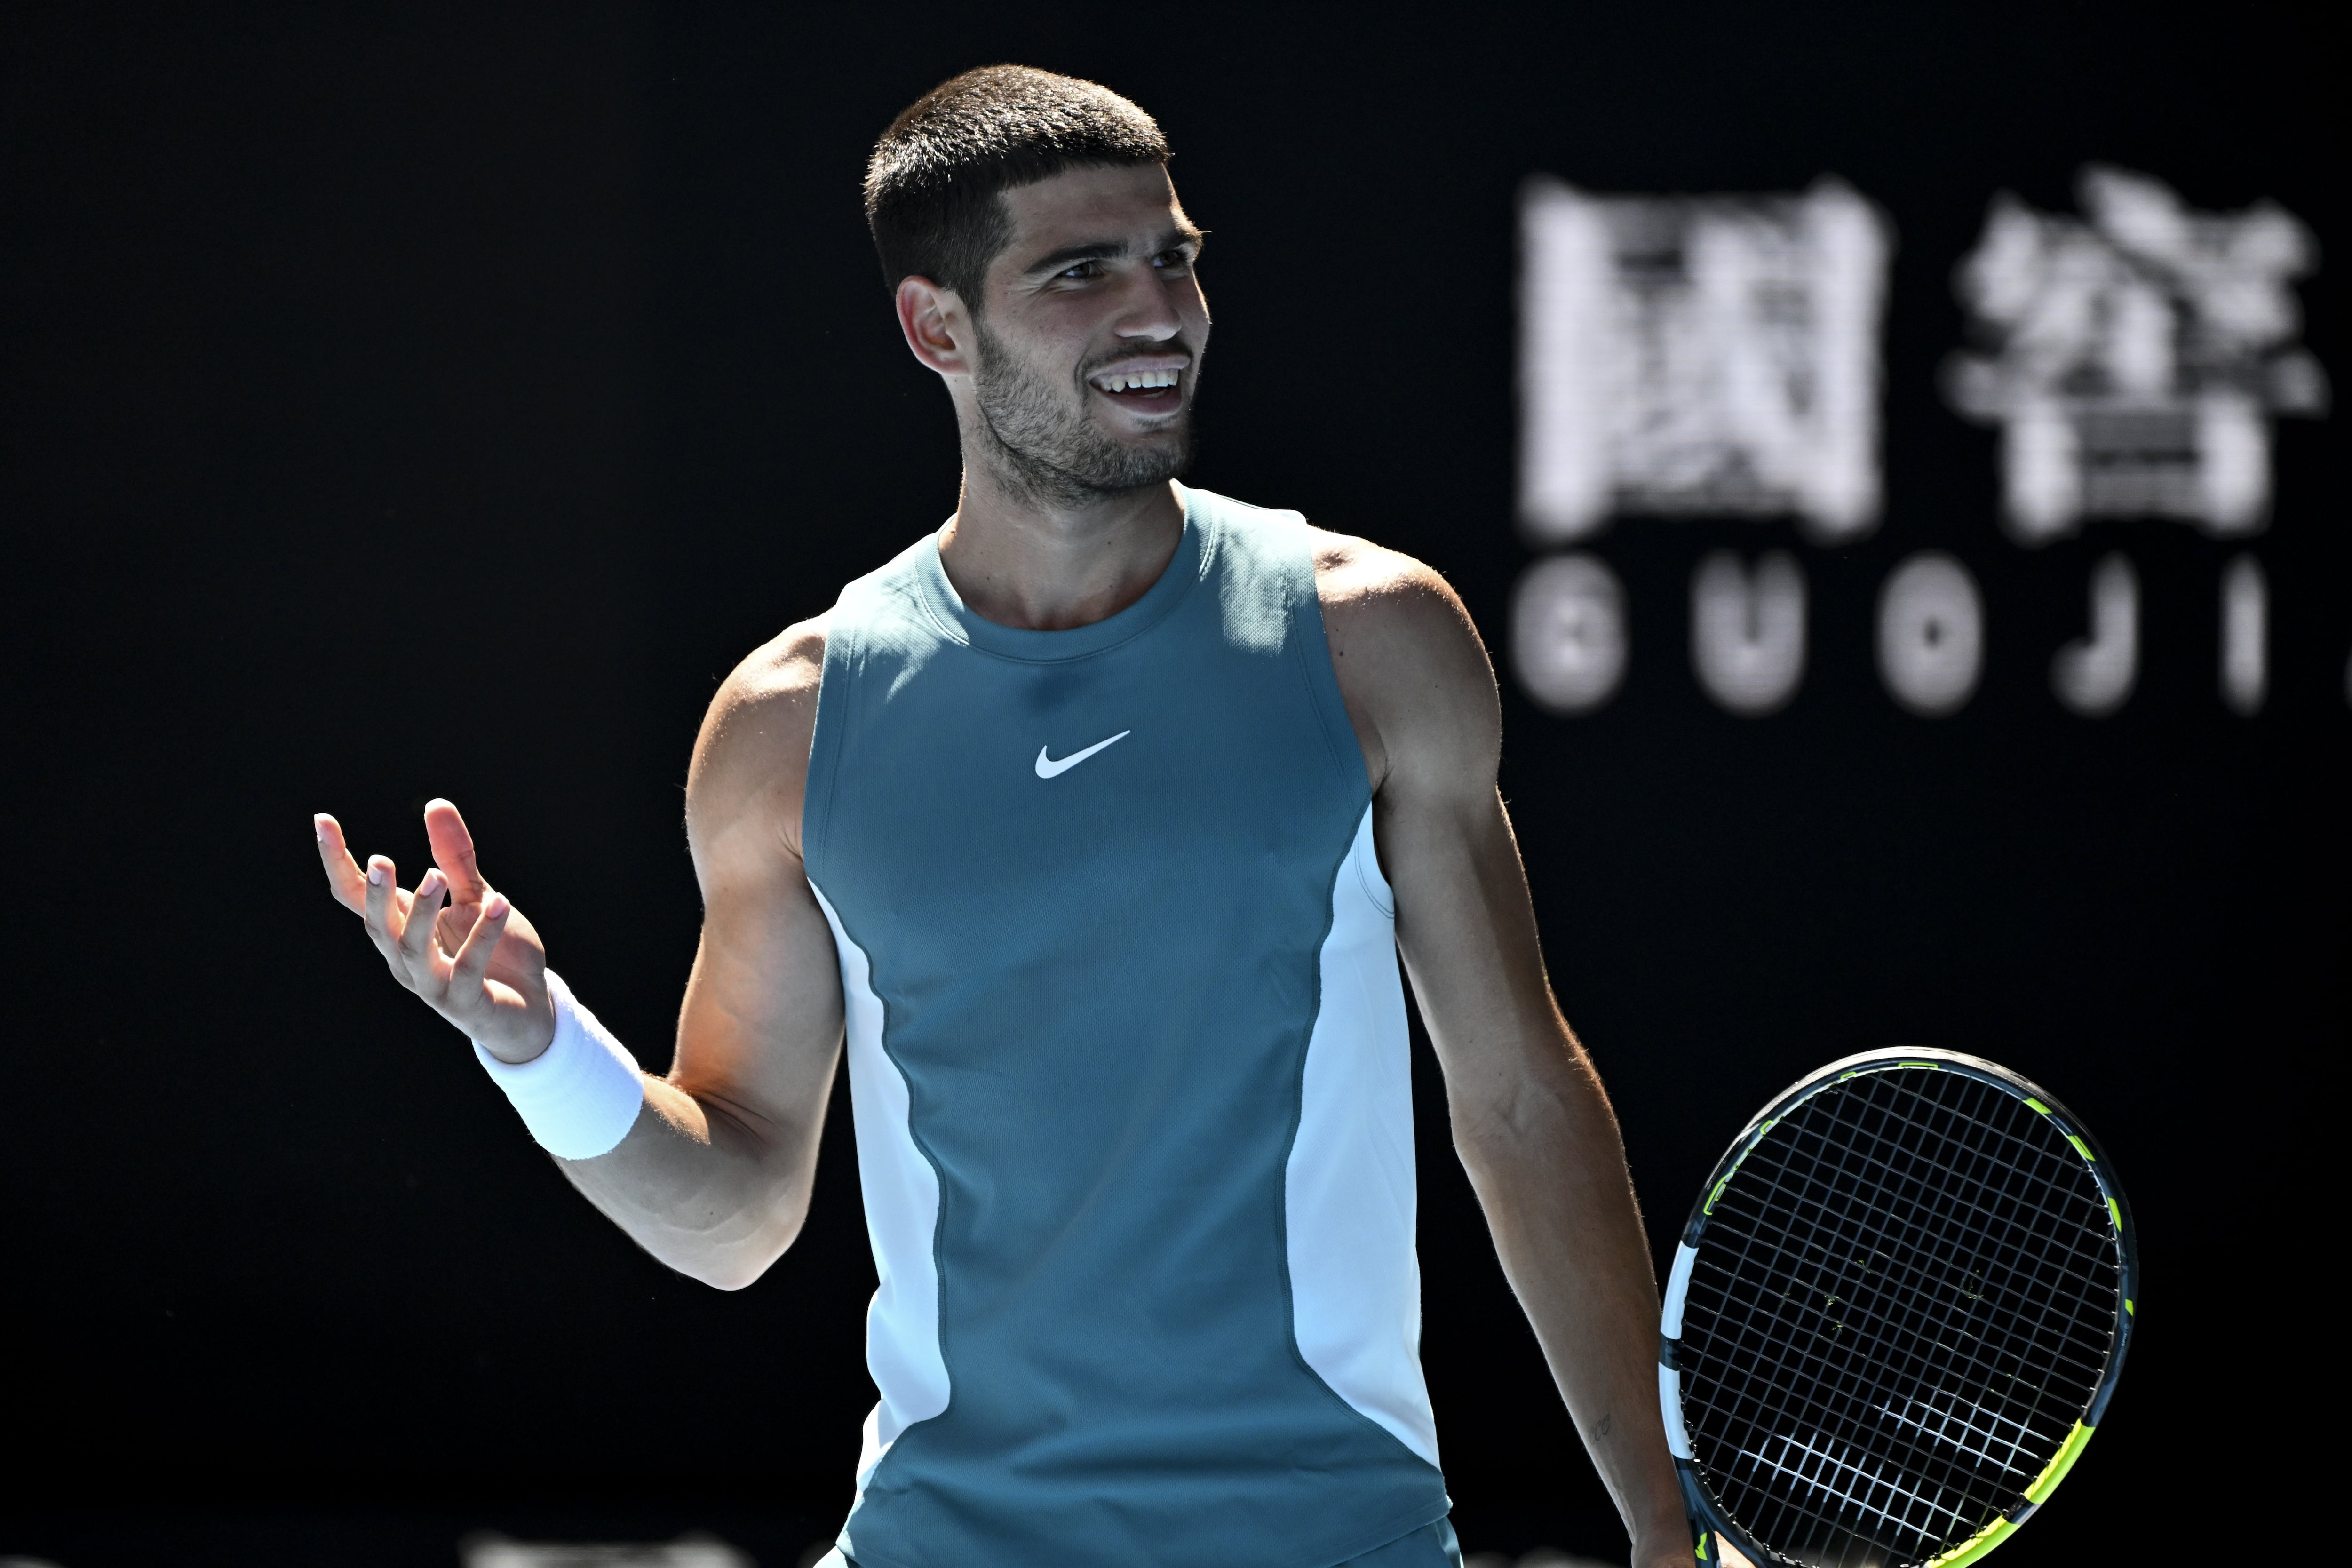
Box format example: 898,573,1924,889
473,970,644,1160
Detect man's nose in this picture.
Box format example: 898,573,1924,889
1110,264,1185,340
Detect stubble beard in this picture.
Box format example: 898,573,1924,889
969,315,1195,510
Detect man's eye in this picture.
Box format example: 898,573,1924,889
1154,251,1194,271
1059,261,1103,280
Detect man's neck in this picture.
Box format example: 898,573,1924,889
938,464,1185,632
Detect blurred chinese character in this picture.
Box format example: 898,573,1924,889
1518,176,1891,544
1947,166,2328,543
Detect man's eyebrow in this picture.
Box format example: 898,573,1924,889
1021,227,1207,279
1023,240,1126,278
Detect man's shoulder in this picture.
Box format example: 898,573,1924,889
1303,525,1500,791
719,613,829,716
1188,486,1449,622
686,613,830,846
704,526,944,716
1304,526,1478,656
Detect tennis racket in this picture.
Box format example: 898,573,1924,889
1656,1050,2136,1568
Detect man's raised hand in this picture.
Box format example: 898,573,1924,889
314,799,556,1063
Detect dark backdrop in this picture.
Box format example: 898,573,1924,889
2,3,2341,1563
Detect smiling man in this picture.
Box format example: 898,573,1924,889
314,66,1692,1568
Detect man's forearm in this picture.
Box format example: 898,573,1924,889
554,1062,834,1291
461,964,832,1290
1454,1037,1687,1552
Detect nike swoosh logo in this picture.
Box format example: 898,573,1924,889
1034,730,1131,779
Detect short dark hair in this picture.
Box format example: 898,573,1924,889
865,66,1168,301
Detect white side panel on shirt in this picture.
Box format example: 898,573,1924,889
809,881,950,1493
1285,804,1442,1467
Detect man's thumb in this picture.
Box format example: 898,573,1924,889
423,798,491,899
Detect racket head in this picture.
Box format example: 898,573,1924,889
1657,1049,2137,1568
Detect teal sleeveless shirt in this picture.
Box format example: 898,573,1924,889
803,485,1449,1568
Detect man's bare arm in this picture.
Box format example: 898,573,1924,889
549,618,844,1287
1317,536,1692,1568
314,619,843,1291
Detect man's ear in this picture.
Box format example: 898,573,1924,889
896,275,974,378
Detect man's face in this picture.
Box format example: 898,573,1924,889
966,162,1209,503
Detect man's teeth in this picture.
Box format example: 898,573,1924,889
1098,369,1180,391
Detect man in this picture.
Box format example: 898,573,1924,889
316,66,1694,1568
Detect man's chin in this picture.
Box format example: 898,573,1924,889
1101,435,1193,493
1092,413,1191,464
1092,400,1189,437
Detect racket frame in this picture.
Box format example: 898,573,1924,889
1656,1048,2138,1568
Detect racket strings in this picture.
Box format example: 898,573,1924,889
1764,1090,2110,1497
1749,1084,2116,1410
1677,1069,2121,1568
1696,1146,2042,1560
1693,1081,2117,1568
1689,1088,2094,1562
1689,1074,2116,1563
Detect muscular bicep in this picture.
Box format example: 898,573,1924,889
672,619,844,1138
1379,746,1565,1104
1383,779,1564,1105
1318,544,1565,1103
674,835,845,1132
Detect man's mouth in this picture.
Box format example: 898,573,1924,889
1087,359,1188,413
1092,368,1180,392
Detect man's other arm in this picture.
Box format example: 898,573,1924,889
551,618,845,1287
314,619,843,1291
1317,538,1693,1568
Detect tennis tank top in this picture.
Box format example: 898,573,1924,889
802,484,1449,1568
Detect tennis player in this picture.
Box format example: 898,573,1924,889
315,66,1692,1568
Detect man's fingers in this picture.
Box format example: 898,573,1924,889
423,799,492,902
361,854,404,959
399,868,450,975
330,804,523,1028
448,892,513,1002
315,814,369,913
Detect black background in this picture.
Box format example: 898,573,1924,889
1,3,2341,1563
